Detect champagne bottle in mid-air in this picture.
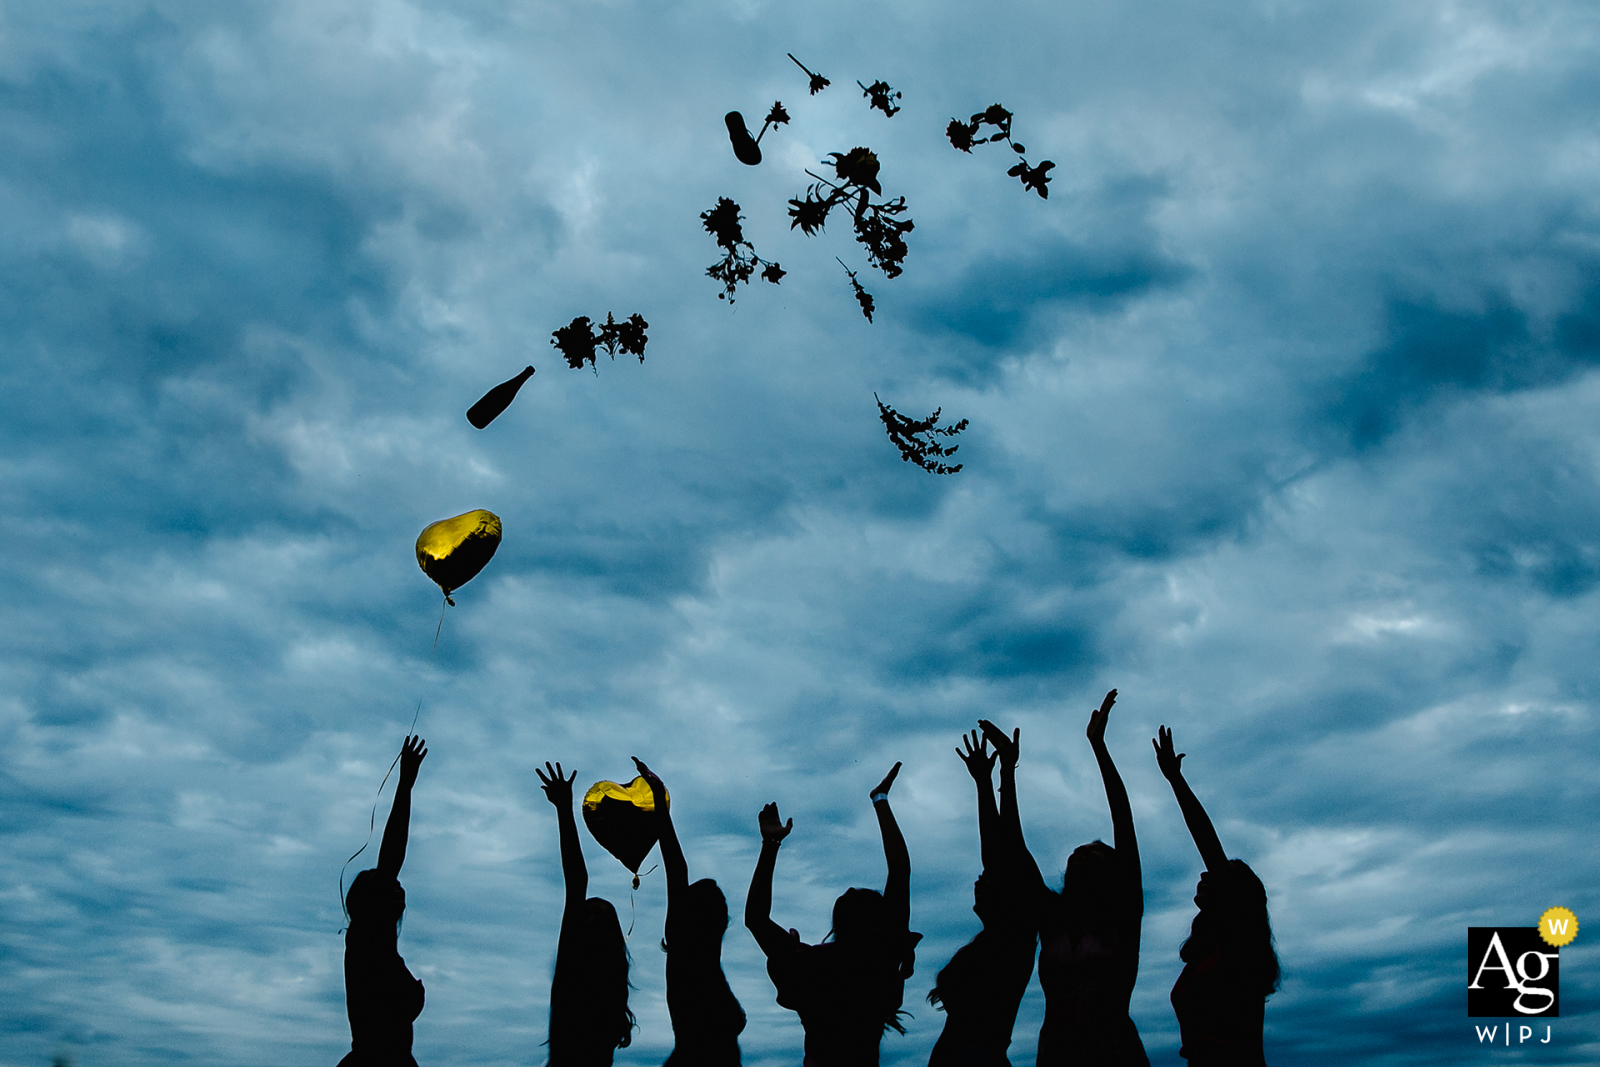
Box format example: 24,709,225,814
466,366,535,428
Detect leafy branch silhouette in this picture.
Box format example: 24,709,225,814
788,53,829,95
858,79,902,117
875,394,968,474
701,197,785,302
947,103,1055,198
551,313,650,372
788,148,914,278
837,258,875,322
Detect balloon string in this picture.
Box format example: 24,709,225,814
406,595,448,737
339,594,450,924
622,862,659,941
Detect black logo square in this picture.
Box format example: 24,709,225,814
1468,927,1559,1017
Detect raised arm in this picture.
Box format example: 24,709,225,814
1153,726,1227,872
376,735,426,880
744,802,794,956
1086,690,1139,885
632,757,686,899
536,761,586,908
978,719,1046,892
871,763,910,925
956,732,1000,870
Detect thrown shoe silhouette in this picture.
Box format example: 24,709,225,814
466,366,534,428
726,111,762,165
725,103,790,166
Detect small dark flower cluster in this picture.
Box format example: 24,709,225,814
789,53,829,95
947,103,1055,198
788,148,914,279
550,313,650,372
875,395,969,475
761,101,791,131
700,198,785,302
697,57,1016,475
836,258,875,323
707,59,920,318
858,79,902,117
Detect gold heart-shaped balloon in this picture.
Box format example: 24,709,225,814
583,776,668,878
416,509,502,605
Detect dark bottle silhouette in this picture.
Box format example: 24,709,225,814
633,758,746,1066
1153,727,1279,1067
927,729,1040,1067
536,761,636,1066
725,112,762,166
467,366,535,428
982,691,1150,1067
341,735,428,1067
745,763,922,1067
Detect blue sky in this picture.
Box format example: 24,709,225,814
1,1,1597,1064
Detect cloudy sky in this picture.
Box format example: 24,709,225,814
2,1,1598,1064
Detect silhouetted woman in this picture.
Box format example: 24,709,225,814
926,729,1040,1067
536,761,636,1066
341,734,428,1067
983,689,1149,1066
632,757,746,1066
745,763,922,1067
1153,727,1279,1066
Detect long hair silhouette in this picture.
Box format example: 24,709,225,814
745,764,922,1066
537,762,636,1067
1180,860,1279,992
1154,727,1280,1066
984,691,1150,1067
926,730,1040,1067
632,758,746,1067
340,735,428,1067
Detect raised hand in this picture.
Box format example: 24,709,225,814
977,719,1020,769
535,761,576,806
398,734,428,786
631,755,668,810
1153,725,1186,781
871,761,902,800
759,802,793,844
1086,688,1118,746
957,730,996,782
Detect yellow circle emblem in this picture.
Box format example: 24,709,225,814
1539,906,1578,947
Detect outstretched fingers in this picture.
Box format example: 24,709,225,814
1152,726,1186,779
977,719,1020,766
536,761,576,802
958,730,986,761
399,735,428,780
957,730,997,780
758,801,793,843
1086,688,1118,744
